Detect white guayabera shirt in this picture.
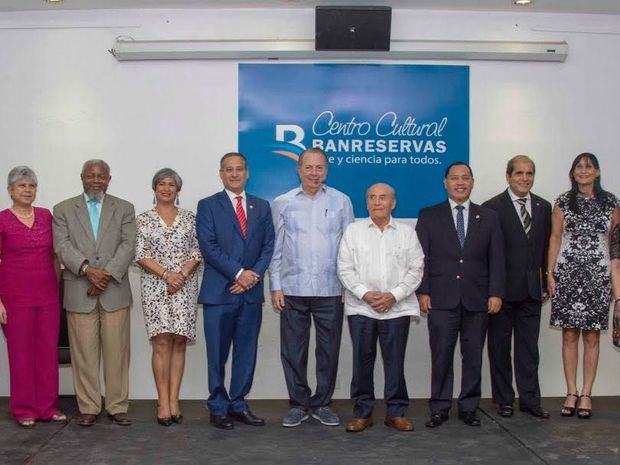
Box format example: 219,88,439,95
337,217,425,319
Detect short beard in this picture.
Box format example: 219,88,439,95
85,191,105,202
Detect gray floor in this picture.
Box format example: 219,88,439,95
1,397,619,465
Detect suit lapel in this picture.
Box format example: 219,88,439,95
245,194,256,238
74,195,96,243
97,196,114,247
529,194,544,239
465,203,482,248
440,201,462,250
218,191,244,239
501,190,528,239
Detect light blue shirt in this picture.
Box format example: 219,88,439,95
269,185,354,296
84,193,104,239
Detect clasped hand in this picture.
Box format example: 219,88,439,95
363,291,396,313
230,270,260,295
86,266,111,296
165,271,186,295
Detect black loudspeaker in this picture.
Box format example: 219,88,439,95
315,6,392,51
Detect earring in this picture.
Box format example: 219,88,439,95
175,194,180,207
152,194,156,205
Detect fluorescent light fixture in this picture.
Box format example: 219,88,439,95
514,0,534,5
110,38,568,62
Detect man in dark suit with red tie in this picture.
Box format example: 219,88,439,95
196,152,275,430
482,155,552,419
416,162,505,428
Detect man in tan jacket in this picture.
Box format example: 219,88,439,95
53,159,136,427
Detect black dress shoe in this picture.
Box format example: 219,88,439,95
425,413,449,428
229,410,265,426
157,416,173,427
210,415,234,430
520,405,550,419
498,404,514,418
458,411,481,426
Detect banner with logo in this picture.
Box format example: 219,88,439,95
239,64,469,218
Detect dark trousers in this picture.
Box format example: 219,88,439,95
348,315,410,418
203,302,262,416
280,296,344,410
428,304,488,415
487,298,542,409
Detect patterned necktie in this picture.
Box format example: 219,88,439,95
235,195,247,237
456,205,465,248
517,198,531,237
87,198,100,240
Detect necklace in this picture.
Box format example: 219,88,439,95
11,207,34,219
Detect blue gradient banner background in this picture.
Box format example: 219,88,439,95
239,64,469,218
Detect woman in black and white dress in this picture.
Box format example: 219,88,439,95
547,153,619,419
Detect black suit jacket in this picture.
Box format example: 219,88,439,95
416,200,505,312
482,189,551,302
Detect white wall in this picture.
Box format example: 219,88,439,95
1,7,619,401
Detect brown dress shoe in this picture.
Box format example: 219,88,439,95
384,416,414,431
346,417,373,432
76,413,97,427
108,412,132,426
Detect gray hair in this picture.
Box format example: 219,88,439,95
81,159,111,176
297,147,328,167
366,183,396,199
152,168,183,192
7,166,38,188
219,152,248,170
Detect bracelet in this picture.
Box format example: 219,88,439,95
161,270,169,280
180,269,188,279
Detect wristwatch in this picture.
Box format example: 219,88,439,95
79,261,90,276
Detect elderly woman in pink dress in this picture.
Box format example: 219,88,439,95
0,166,66,427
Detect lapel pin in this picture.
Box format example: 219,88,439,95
476,214,480,219
249,205,254,209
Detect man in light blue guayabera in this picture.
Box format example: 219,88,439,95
269,147,354,428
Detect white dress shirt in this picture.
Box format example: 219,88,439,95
448,198,471,234
225,189,247,215
507,188,532,228
225,189,246,279
337,217,425,319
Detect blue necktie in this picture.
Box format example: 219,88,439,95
456,205,465,248
87,199,100,240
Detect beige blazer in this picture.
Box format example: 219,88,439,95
53,194,136,313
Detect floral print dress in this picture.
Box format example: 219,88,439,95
550,192,618,330
136,208,202,341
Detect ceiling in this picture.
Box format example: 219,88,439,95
1,1,620,15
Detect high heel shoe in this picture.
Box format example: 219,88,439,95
157,416,173,427
577,394,592,419
561,393,579,417
171,414,183,424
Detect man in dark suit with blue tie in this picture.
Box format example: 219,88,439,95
196,152,275,430
482,155,551,419
416,162,505,428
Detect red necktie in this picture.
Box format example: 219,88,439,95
235,196,247,237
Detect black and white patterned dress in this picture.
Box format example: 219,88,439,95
136,208,202,341
550,192,618,330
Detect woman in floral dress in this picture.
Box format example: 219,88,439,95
547,153,619,419
136,168,201,426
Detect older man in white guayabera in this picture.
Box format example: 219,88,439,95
338,183,424,433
